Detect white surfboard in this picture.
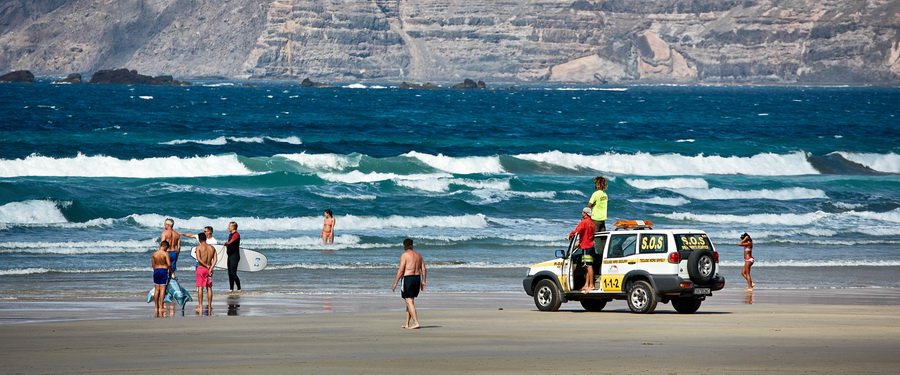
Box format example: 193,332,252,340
191,244,268,272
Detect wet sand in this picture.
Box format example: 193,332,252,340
1,289,899,374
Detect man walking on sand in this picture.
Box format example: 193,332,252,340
194,232,217,314
391,238,426,329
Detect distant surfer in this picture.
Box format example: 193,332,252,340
223,221,242,292
739,233,756,291
151,240,174,317
321,209,335,245
391,238,426,329
588,176,609,232
194,232,217,314
160,218,182,272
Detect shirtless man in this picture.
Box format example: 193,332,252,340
161,219,182,272
194,232,218,314
391,238,426,329
151,240,174,316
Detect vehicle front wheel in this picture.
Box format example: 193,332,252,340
533,279,562,311
671,297,702,314
626,280,658,314
580,299,607,312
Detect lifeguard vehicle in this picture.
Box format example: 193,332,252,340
523,220,725,313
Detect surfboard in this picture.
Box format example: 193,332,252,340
190,244,268,272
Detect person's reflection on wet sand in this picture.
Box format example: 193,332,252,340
744,290,755,305
227,295,240,316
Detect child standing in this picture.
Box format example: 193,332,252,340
151,240,173,316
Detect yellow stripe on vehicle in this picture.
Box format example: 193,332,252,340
602,258,667,264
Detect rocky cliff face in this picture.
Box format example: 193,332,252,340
1,0,898,84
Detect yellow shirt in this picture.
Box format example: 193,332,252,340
589,190,608,221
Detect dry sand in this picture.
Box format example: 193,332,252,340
1,290,899,374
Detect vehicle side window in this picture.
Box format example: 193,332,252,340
593,235,608,260
607,234,637,258
639,234,667,254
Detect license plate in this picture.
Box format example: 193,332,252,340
694,288,711,295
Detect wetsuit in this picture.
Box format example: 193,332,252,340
225,231,242,291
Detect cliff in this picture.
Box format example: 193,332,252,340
1,0,898,84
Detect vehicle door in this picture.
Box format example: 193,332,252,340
634,232,670,274
561,235,582,292
599,232,638,293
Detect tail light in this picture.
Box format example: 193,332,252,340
713,251,720,263
668,252,682,263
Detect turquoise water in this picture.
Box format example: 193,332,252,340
0,82,898,300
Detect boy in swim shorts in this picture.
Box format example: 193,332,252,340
151,240,173,316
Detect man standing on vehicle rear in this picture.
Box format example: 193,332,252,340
588,176,608,232
569,207,596,293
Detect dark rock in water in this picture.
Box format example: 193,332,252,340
300,78,336,87
0,70,35,83
397,82,444,89
451,78,487,89
89,69,190,85
52,73,83,84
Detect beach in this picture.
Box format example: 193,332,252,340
2,289,899,374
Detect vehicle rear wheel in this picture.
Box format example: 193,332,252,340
626,280,658,314
671,297,702,314
688,249,716,284
580,299,607,312
534,279,562,311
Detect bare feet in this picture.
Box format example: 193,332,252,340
406,324,420,329
745,287,754,291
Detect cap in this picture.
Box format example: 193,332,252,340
582,207,592,216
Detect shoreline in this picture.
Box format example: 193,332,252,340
1,297,898,374
2,288,899,325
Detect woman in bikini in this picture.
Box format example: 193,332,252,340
739,232,756,291
321,209,335,245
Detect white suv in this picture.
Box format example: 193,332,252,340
523,221,725,314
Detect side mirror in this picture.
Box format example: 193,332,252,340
555,250,565,258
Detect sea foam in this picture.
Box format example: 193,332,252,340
0,153,253,178
514,151,818,176
128,213,489,231
162,136,302,146
835,151,900,173
0,200,68,225
404,151,506,174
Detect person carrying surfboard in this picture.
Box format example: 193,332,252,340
194,232,217,314
224,221,242,293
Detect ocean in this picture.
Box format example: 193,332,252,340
1,81,898,305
